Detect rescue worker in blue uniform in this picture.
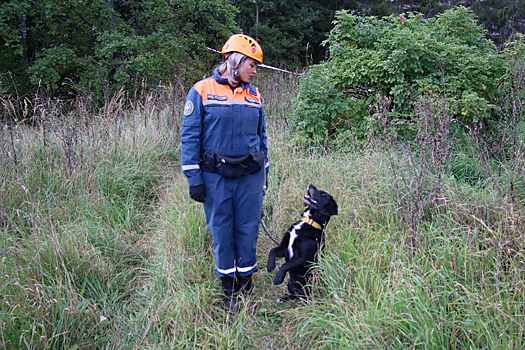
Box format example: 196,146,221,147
180,34,269,313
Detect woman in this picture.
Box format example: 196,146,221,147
180,34,269,313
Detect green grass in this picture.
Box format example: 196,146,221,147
1,77,524,349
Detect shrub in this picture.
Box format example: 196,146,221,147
291,7,505,143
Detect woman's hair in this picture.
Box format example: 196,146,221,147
217,52,247,83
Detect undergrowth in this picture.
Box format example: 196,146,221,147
1,70,524,349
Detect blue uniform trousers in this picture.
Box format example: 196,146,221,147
202,169,265,277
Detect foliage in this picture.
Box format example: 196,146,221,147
233,0,525,68
483,33,525,182
291,62,366,146
500,33,525,111
361,0,525,45
0,0,238,100
291,7,506,143
2,0,525,102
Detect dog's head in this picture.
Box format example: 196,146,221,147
303,184,338,223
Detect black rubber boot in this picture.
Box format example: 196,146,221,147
235,274,253,298
221,276,238,314
235,274,259,312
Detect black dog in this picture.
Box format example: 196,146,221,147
267,184,338,301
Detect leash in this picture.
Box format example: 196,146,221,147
261,206,280,245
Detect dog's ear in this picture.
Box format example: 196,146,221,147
321,197,338,216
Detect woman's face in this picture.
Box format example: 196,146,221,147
238,58,259,83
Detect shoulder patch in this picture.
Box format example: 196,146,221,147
245,96,259,104
184,101,194,115
207,94,227,101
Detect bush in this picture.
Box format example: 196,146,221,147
291,7,506,143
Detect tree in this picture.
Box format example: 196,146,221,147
471,0,525,45
233,0,525,68
233,0,362,66
1,0,523,100
0,0,239,99
1,0,117,96
93,0,238,96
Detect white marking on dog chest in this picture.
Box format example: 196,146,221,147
288,222,305,259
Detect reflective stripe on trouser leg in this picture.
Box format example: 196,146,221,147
202,170,264,277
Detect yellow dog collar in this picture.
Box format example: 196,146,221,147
301,217,322,230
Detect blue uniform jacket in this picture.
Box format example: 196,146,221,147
181,69,269,187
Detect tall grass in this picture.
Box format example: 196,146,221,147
1,70,524,349
0,86,181,349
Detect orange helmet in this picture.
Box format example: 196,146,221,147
221,34,263,64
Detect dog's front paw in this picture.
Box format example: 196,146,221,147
273,271,286,285
267,259,275,272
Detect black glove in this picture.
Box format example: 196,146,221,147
189,184,206,203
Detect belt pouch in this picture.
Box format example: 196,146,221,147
244,151,264,174
200,150,216,173
215,154,250,178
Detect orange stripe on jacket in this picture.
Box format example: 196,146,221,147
194,78,262,107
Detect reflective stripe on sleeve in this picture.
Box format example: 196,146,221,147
182,164,200,171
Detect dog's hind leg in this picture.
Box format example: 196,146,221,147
276,278,304,303
289,271,309,297
287,279,303,299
